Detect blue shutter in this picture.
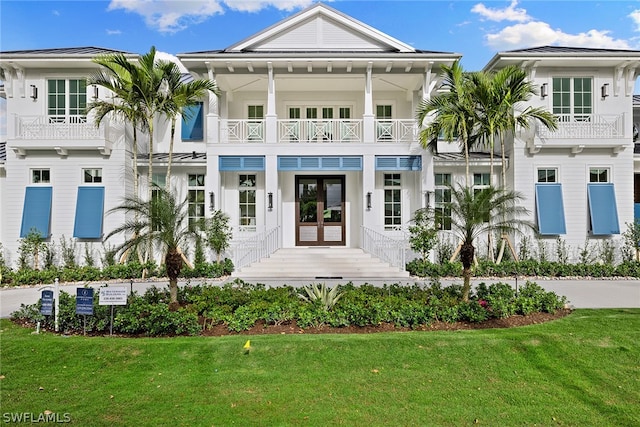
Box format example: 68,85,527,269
535,184,566,235
219,156,265,171
278,156,362,171
20,187,52,238
181,103,204,141
635,203,640,222
73,187,105,239
588,183,620,235
375,156,421,171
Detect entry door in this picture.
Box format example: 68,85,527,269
296,176,345,246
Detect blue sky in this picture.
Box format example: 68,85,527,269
2,0,640,138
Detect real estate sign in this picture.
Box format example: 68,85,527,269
76,288,94,315
40,290,53,315
98,287,128,306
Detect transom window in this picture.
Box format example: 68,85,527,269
589,168,609,183
32,169,50,184
188,174,205,229
537,168,557,183
434,173,452,230
552,77,592,122
239,174,257,231
47,78,87,123
384,173,401,230
83,168,102,183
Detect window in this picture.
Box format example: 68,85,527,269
188,174,205,229
589,168,609,183
552,77,592,122
473,173,490,190
537,168,557,183
47,78,87,123
32,169,50,184
435,173,452,230
239,174,256,231
83,168,102,183
182,102,204,141
384,173,401,230
151,174,166,231
376,105,393,140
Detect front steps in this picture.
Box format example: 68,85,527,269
232,247,410,280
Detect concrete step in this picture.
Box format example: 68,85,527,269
233,247,410,280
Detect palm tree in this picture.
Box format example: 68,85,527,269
439,184,532,301
159,63,219,188
106,185,199,306
417,61,482,186
492,66,558,187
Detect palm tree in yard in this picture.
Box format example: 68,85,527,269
442,184,532,301
106,185,199,307
160,64,219,188
417,61,482,186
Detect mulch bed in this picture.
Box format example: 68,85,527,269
201,309,572,337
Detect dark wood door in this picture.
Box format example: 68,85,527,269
295,176,345,246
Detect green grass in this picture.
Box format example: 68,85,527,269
2,310,639,426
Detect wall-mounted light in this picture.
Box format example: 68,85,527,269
366,192,372,211
601,83,609,98
209,191,215,211
268,192,273,211
540,83,548,99
93,85,99,100
30,85,37,100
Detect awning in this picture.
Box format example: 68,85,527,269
278,156,362,171
535,183,566,235
587,183,620,235
73,187,105,238
375,156,422,171
219,156,265,171
20,187,52,238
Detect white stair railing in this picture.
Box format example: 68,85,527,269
361,226,409,270
230,227,280,271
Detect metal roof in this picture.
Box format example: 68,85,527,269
505,45,640,55
0,141,6,163
138,152,207,163
0,46,133,55
433,152,496,164
634,95,640,107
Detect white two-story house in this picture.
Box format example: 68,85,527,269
1,3,639,275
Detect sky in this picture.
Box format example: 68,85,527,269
2,0,640,139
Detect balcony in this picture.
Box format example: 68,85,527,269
220,119,417,143
530,113,627,154
12,115,112,156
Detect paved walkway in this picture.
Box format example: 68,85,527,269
1,277,639,319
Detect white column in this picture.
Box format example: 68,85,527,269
265,155,279,232
362,154,376,231
265,62,278,143
207,154,219,214
205,63,219,144
363,62,375,143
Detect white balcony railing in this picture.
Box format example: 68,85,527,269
538,114,624,139
17,115,103,139
278,119,362,143
221,120,265,143
361,226,409,270
375,119,417,143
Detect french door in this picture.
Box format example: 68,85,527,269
295,176,345,246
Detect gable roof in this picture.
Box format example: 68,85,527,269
0,46,137,69
0,47,133,56
225,3,416,53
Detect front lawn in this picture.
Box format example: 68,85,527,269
2,309,638,426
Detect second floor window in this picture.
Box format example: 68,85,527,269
248,105,264,140
376,105,393,140
83,169,102,183
32,169,50,184
384,173,401,230
48,79,87,123
552,77,592,122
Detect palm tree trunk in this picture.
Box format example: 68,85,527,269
165,118,176,190
460,243,475,302
464,139,470,187
166,250,183,307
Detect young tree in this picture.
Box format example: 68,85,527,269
441,184,533,301
408,208,438,263
106,185,199,307
202,210,233,264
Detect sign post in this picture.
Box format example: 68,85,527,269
76,288,94,335
98,286,128,336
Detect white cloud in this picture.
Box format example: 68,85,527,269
471,0,530,23
485,21,632,51
629,9,640,32
108,0,313,33
106,29,122,35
